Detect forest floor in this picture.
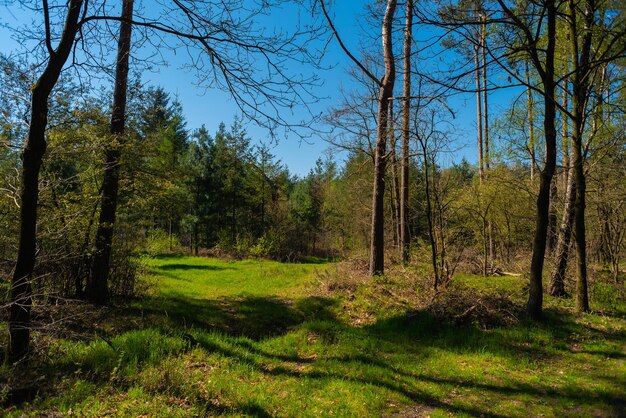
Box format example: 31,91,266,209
1,255,625,417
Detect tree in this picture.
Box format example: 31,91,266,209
87,0,134,305
477,0,560,319
400,0,414,263
7,0,84,363
320,0,398,276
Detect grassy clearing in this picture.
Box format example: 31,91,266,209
1,255,625,417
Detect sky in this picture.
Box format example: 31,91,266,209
0,1,523,177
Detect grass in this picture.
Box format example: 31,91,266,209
1,255,625,417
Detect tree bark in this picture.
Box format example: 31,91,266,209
389,102,401,248
8,0,84,363
527,0,557,320
481,13,489,172
369,0,397,276
569,0,592,313
561,78,570,193
400,0,412,263
424,149,439,288
525,62,536,181
547,177,558,253
549,165,575,297
474,38,484,183
481,15,496,271
87,0,134,304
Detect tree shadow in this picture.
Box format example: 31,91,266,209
127,294,339,340
186,308,625,417
155,264,235,271
4,291,625,416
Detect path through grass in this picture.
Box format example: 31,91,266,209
2,255,625,417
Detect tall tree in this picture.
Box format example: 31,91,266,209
8,0,84,362
400,0,413,263
87,0,134,305
369,0,398,276
568,0,593,312
320,0,398,276
494,0,559,319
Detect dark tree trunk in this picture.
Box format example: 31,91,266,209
419,137,439,289
87,0,134,304
369,0,397,276
400,0,412,263
547,177,558,253
527,0,557,321
8,0,84,363
573,117,589,313
561,78,570,192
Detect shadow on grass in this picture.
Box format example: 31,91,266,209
156,264,235,272
295,256,338,265
128,294,339,340
4,292,626,417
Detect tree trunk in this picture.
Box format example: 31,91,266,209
573,118,589,313
87,0,134,305
481,13,489,172
569,0,592,313
419,135,439,288
169,219,173,251
482,28,496,270
369,0,397,276
474,40,484,183
389,102,401,248
8,0,84,363
561,79,569,193
390,149,401,248
527,0,557,321
547,177,558,253
400,0,412,263
525,62,535,181
549,166,575,297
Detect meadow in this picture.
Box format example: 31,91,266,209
2,255,624,417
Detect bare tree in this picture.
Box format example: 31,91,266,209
400,0,413,263
320,0,398,276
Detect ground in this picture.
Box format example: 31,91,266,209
1,255,625,417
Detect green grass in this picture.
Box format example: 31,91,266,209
144,255,322,299
2,256,625,417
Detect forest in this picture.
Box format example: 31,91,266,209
0,0,625,416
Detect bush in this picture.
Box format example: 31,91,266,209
143,229,179,256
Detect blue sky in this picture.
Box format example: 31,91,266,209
0,1,522,176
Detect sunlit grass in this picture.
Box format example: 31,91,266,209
143,255,323,299
2,255,625,417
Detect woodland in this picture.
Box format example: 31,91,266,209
0,0,625,416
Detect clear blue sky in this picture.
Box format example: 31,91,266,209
0,1,521,176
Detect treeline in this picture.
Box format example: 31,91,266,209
0,70,373,295
2,66,624,299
